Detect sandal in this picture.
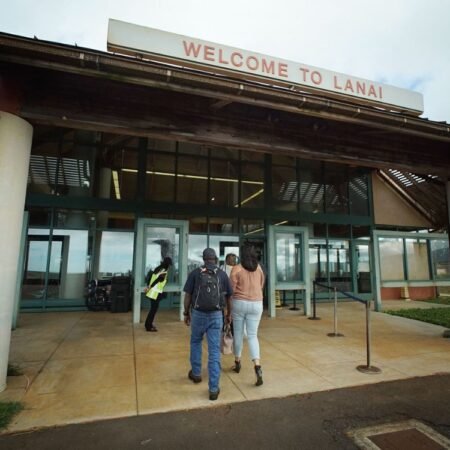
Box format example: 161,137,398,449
232,360,241,373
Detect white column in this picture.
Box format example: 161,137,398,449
0,112,33,392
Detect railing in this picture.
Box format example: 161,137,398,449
311,280,381,375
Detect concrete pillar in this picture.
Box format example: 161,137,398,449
0,111,33,392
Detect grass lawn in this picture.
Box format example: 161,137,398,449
385,307,450,328
414,297,450,306
0,401,23,430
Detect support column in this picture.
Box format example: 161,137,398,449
0,112,33,392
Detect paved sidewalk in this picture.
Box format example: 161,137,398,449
1,374,449,449
1,300,449,434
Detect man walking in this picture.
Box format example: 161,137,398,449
183,248,232,400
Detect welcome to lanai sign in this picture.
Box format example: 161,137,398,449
107,19,423,115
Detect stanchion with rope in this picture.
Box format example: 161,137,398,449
356,299,381,374
327,287,344,337
308,281,321,320
289,289,299,311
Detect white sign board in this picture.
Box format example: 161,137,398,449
107,19,424,114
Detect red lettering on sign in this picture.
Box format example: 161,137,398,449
278,63,288,77
183,40,201,58
231,52,243,67
356,81,366,95
246,56,259,71
299,67,309,82
333,76,343,90
204,45,215,61
345,79,354,92
218,49,229,64
262,58,275,74
368,85,377,98
311,71,322,85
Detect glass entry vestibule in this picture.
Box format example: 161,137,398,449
21,128,374,318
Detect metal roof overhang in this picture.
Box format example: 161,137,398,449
0,32,449,177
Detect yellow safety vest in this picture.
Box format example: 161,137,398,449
146,268,168,300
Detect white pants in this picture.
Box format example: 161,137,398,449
232,299,263,361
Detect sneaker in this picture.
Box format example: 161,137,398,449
255,365,263,386
188,370,202,383
209,389,220,401
146,326,158,332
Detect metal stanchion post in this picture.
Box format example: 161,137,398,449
289,290,299,311
328,287,344,337
309,281,321,320
357,300,381,374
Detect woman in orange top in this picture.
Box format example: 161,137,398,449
230,244,265,386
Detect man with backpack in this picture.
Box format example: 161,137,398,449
183,248,232,401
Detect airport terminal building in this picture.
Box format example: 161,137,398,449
0,20,449,390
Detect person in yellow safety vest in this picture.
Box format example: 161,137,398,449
144,256,173,332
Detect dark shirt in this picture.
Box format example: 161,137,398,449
183,264,233,299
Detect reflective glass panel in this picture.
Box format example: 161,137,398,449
51,229,89,300
406,238,430,280
144,226,179,283
275,232,302,282
97,231,134,278
240,162,264,208
328,240,351,291
379,238,405,281
430,239,450,280
188,234,207,273
210,159,239,208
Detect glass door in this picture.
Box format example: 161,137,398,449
267,225,310,317
133,219,188,323
354,241,372,294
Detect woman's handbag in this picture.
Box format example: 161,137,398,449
221,324,234,355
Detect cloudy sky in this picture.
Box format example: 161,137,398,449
1,0,449,121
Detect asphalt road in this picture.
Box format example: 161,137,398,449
1,374,449,450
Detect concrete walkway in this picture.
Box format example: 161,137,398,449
1,300,449,434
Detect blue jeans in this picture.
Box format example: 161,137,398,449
190,309,223,393
232,299,263,361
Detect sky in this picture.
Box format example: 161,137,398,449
1,0,449,122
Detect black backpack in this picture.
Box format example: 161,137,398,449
193,266,224,311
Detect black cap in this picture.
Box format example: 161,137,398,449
202,248,217,260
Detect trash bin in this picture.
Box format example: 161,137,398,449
110,276,131,313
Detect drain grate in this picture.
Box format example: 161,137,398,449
348,420,450,450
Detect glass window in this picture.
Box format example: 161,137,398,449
50,229,89,300
144,226,179,284
328,240,351,291
147,138,176,152
430,239,450,280
272,163,298,211
22,230,51,301
146,151,176,202
209,146,240,160
176,155,208,204
96,231,134,279
275,232,302,282
349,169,369,216
209,217,238,234
210,159,240,208
188,234,207,272
178,142,208,157
209,235,240,267
241,218,264,236
309,239,328,285
379,237,405,281
299,160,323,213
28,142,60,195
406,238,430,280
240,162,264,208
324,164,349,214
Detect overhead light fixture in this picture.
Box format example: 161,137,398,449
112,170,121,199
